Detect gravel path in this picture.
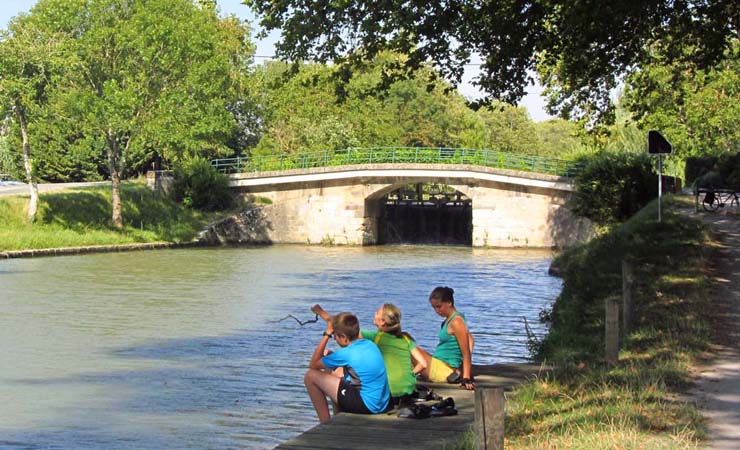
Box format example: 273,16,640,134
686,208,740,450
0,181,109,196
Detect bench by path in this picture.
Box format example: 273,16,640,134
274,363,547,450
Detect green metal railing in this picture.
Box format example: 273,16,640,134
211,147,583,177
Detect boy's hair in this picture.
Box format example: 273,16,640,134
429,286,455,306
332,312,360,341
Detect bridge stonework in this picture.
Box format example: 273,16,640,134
229,164,593,248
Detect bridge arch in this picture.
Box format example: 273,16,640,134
363,181,473,245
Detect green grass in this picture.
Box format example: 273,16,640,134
0,181,222,251
456,195,713,449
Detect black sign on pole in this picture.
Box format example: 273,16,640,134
648,130,673,155
647,130,673,222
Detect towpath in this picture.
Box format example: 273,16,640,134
684,205,740,450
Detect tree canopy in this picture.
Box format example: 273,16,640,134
249,55,578,156
244,0,739,122
0,0,255,226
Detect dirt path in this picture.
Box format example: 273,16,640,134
685,207,740,450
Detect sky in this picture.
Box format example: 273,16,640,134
1,0,553,121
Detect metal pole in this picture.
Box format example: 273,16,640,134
658,154,663,222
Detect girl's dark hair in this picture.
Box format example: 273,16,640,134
429,286,455,306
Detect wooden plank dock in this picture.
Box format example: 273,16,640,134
274,363,547,450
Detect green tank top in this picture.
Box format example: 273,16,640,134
361,329,417,397
433,312,465,368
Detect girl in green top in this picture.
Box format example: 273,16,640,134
417,286,475,390
311,303,427,403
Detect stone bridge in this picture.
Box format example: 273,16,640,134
226,163,593,248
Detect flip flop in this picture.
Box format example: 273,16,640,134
397,403,432,419
430,397,457,417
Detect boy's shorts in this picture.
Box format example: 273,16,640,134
337,379,372,414
428,357,455,383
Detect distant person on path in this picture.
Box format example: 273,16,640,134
417,286,475,390
304,312,390,423
312,303,428,405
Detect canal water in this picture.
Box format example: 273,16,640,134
0,245,561,449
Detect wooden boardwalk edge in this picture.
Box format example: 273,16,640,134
274,363,548,450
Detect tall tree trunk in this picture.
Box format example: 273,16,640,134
106,130,123,228
14,102,39,223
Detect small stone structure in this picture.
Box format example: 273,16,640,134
145,170,174,195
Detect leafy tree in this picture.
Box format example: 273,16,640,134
250,57,492,153
22,0,254,227
0,14,68,221
534,119,582,158
244,0,739,122
623,40,740,162
473,103,541,154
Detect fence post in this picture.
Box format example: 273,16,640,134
475,387,505,450
605,296,620,365
622,259,634,335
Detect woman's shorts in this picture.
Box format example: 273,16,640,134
336,379,372,414
428,357,456,383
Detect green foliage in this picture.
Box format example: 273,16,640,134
172,157,233,211
684,156,717,186
570,151,658,225
2,0,255,225
623,40,740,162
249,58,584,158
687,152,740,191
247,0,737,122
0,181,215,250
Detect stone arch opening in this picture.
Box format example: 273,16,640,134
366,182,472,245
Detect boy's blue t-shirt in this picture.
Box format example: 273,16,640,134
321,339,390,413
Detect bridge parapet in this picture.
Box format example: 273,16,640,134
227,163,575,192
212,147,583,178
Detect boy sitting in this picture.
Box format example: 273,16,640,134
304,312,390,423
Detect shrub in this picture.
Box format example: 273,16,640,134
570,151,658,226
172,157,233,211
684,156,717,186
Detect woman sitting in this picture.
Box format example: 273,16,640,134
417,286,475,390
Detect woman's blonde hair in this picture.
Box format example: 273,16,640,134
380,303,402,336
380,303,414,340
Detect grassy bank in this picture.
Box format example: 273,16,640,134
485,196,713,449
0,181,220,251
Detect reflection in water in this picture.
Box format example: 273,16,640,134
0,245,561,449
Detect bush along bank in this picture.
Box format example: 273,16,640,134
0,181,226,252
498,196,713,450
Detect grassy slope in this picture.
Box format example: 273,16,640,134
498,196,713,449
0,182,219,251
